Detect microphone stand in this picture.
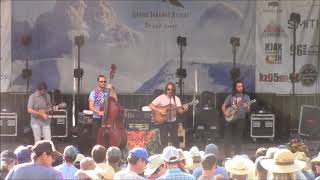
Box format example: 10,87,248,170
168,95,172,146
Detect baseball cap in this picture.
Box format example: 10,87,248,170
205,144,219,156
14,146,32,163
32,140,61,156
63,145,78,159
130,148,149,162
144,154,164,176
162,146,179,163
1,150,16,162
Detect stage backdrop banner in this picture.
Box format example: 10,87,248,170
0,0,12,92
256,0,319,94
8,0,256,93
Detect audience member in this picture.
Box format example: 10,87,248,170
74,153,85,169
106,146,122,172
192,144,228,179
54,145,78,180
114,147,148,180
177,149,189,173
14,146,32,164
255,156,268,180
1,150,17,179
293,151,315,180
186,146,202,173
198,154,217,180
90,145,115,180
254,147,267,161
5,140,62,180
75,157,96,180
311,152,320,179
225,155,254,180
260,149,306,180
157,146,195,180
144,154,166,180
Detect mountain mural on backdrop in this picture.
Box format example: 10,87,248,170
136,60,255,93
11,0,141,60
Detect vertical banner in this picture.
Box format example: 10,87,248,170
256,0,319,94
0,0,12,92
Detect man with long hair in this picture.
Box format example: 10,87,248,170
149,82,188,149
222,79,251,157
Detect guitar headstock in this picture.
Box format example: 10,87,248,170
109,64,116,80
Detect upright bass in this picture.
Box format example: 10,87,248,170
96,64,127,149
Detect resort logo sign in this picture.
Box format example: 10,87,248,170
299,64,317,86
263,0,282,13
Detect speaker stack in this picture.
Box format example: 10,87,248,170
299,105,320,137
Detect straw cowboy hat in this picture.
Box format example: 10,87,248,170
260,149,306,173
225,155,254,175
311,152,320,163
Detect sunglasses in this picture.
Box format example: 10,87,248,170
99,81,106,83
167,88,173,91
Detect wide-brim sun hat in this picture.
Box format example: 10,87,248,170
225,155,254,175
144,154,164,176
311,152,320,163
260,149,306,173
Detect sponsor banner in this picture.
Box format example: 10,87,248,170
0,0,11,92
256,0,319,94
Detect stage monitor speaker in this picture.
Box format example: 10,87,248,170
49,110,68,137
299,105,320,137
0,112,17,136
195,109,220,137
200,91,216,109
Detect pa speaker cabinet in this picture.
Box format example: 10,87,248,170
299,105,320,137
49,110,68,137
250,113,275,139
0,112,17,136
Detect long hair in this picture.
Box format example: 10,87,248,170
164,82,176,95
232,79,246,96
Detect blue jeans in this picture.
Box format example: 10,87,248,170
30,119,51,143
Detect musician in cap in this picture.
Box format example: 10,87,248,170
27,81,52,143
149,82,188,149
222,79,251,157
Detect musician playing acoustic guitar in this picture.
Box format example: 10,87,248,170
149,82,188,149
222,79,251,157
27,81,52,143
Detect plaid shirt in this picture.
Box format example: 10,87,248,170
156,168,195,180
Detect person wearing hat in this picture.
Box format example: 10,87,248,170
311,152,320,179
157,146,195,180
260,149,307,180
14,146,32,164
225,155,254,180
293,151,315,180
177,149,189,173
5,140,62,180
192,144,228,180
88,145,115,180
144,154,166,180
114,147,149,180
27,81,53,143
54,145,79,180
74,153,86,169
0,150,17,179
106,146,122,172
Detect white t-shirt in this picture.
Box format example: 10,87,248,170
151,94,182,122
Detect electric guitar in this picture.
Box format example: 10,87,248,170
35,102,67,120
153,99,199,124
225,99,256,123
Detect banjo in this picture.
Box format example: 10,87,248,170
225,99,256,123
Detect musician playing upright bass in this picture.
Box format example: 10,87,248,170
89,75,118,144
149,82,188,149
222,79,251,157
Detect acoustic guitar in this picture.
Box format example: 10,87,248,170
153,99,199,124
225,99,256,123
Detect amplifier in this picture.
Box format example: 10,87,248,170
250,113,275,140
0,112,17,136
49,110,68,137
124,110,151,131
299,105,320,137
